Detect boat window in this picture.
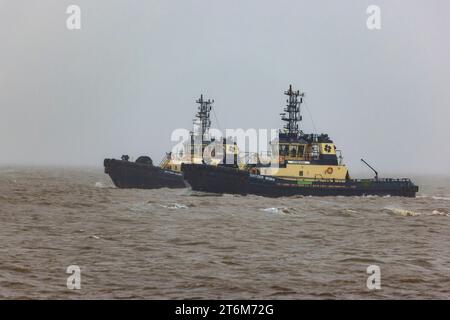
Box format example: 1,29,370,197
298,145,305,156
312,144,319,158
290,146,297,157
279,144,289,156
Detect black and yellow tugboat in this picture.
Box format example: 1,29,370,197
182,85,419,197
104,94,221,189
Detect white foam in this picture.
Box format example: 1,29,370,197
261,207,282,214
431,210,450,216
432,196,450,201
260,207,294,214
159,203,188,209
384,207,421,217
417,195,450,201
385,207,450,217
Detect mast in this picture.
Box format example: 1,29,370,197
195,94,213,140
280,85,304,138
190,94,213,161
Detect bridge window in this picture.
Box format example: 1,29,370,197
279,144,289,156
290,146,298,157
298,145,305,156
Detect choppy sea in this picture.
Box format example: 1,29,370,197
0,167,449,299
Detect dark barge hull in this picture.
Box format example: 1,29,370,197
104,159,185,189
182,164,418,197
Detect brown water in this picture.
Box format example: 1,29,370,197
0,167,449,299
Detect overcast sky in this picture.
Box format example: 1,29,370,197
1,0,449,174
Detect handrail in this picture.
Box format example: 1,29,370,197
269,176,412,183
159,153,171,168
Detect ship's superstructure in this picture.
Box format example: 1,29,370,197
248,85,349,181
159,94,234,172
159,94,214,171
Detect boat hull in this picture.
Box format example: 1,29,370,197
104,159,185,189
182,164,419,197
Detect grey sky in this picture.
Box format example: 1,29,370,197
1,0,449,175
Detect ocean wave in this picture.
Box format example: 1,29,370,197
159,203,188,209
0,169,17,174
384,207,450,217
431,209,450,216
384,207,421,217
128,202,152,213
260,207,297,215
417,195,450,201
431,196,450,201
261,207,281,214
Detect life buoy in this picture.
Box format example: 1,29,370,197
249,168,259,175
326,167,333,174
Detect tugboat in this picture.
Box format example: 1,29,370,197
104,94,222,189
182,85,419,197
